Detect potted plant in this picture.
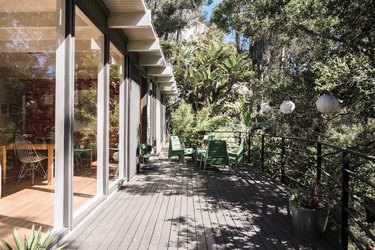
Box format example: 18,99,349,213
289,184,330,241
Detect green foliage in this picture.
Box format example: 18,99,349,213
166,32,253,116
170,102,229,146
312,54,375,120
194,106,229,132
289,184,326,209
170,102,195,144
0,225,66,250
208,0,374,149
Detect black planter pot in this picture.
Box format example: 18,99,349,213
291,206,330,241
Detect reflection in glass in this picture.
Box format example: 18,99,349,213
0,0,57,243
109,44,123,185
73,9,102,212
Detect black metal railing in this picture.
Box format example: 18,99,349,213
249,133,375,250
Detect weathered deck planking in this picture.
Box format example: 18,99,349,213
65,156,340,250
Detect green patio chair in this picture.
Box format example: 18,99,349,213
194,135,215,163
228,137,245,167
168,136,185,162
200,140,230,171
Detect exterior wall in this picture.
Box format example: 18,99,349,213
161,95,167,148
148,81,156,149
147,81,167,153
127,79,140,179
146,78,152,148
0,0,171,242
155,84,162,153
140,75,148,145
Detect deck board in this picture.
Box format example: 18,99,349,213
102,174,162,249
156,169,177,250
65,156,340,250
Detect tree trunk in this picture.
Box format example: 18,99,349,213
235,31,241,53
250,32,270,79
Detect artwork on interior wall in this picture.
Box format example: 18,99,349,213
10,104,20,117
0,103,8,115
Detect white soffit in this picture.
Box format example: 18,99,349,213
160,82,174,88
105,0,176,92
148,66,173,76
163,90,178,96
103,0,146,13
139,55,165,67
108,10,152,28
108,9,158,41
127,38,160,52
157,76,175,83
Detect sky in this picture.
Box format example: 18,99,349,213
202,0,234,42
202,0,221,22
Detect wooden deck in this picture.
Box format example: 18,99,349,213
65,156,340,250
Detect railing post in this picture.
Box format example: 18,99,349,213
341,151,350,250
261,134,265,171
316,142,322,185
247,131,251,164
280,137,286,183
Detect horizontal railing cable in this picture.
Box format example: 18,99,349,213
253,133,375,250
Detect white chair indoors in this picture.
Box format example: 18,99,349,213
14,136,48,185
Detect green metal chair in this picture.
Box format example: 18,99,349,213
228,137,245,167
200,140,230,171
194,135,215,163
168,136,185,162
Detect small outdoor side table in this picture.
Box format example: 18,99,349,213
184,148,194,156
193,148,206,164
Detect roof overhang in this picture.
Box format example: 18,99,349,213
104,0,177,96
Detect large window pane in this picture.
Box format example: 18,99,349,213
73,9,102,212
0,0,57,243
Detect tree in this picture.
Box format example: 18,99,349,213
211,0,249,53
164,29,252,116
146,0,211,41
207,0,374,149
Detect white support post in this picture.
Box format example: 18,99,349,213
97,36,109,196
54,0,74,230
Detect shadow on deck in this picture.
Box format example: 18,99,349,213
65,153,341,249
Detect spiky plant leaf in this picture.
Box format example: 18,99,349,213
12,229,24,250
40,231,54,248
29,226,42,249
0,239,14,250
0,225,67,250
26,225,35,248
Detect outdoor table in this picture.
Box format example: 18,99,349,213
184,148,194,156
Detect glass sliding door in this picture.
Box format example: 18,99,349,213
0,0,57,243
108,44,123,186
73,8,103,212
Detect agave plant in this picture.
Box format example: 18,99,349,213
0,225,66,250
